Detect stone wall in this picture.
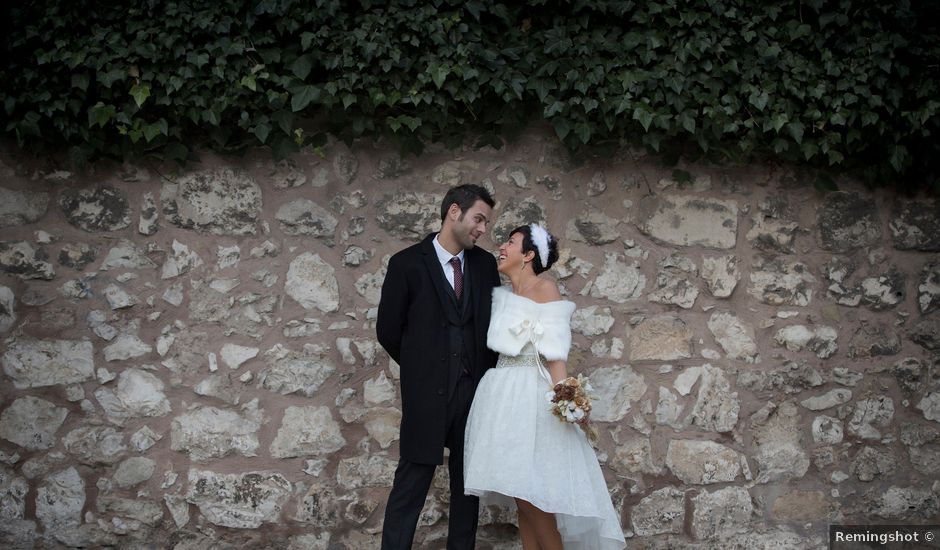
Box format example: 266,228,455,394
0,130,938,549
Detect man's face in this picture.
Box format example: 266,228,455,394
448,199,492,250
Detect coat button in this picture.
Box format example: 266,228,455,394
437,389,445,396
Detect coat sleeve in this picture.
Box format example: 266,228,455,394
376,254,408,364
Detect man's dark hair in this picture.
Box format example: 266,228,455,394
440,184,495,222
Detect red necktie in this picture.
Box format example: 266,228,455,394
449,257,463,299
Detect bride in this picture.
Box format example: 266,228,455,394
464,224,626,549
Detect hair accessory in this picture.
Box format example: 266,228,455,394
529,223,550,269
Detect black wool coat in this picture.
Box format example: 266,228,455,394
376,233,501,465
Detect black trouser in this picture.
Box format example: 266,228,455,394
381,375,478,550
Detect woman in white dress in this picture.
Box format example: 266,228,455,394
464,224,626,550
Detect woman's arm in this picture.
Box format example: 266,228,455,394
546,359,568,385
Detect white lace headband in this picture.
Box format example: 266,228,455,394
529,223,550,269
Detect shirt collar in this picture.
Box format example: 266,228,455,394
433,233,465,266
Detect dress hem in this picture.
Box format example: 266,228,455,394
465,486,604,520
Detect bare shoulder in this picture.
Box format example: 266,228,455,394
530,278,563,304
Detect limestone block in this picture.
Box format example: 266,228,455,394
588,365,647,422
0,396,68,450
161,169,262,235
258,344,336,397
170,403,261,461
590,253,645,303
2,337,94,389
0,186,49,228
0,241,54,280
186,469,291,528
636,194,738,249
375,192,443,240
62,426,127,465
99,239,156,270
665,440,745,485
270,406,346,458
707,311,759,363
58,185,130,232
276,199,338,240
890,199,940,251
285,253,340,312
691,486,754,540
816,191,881,252
565,212,620,245
94,368,171,426
631,487,685,536
629,315,692,361
491,196,546,243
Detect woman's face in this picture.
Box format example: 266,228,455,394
497,232,530,274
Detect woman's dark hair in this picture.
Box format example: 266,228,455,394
510,224,559,274
440,184,495,222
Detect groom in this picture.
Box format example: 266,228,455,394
377,184,501,549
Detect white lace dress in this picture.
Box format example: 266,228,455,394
464,287,626,549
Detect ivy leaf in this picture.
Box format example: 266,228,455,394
553,118,571,140
252,122,271,143
827,149,845,165
430,64,449,89
290,85,319,112
787,121,805,143
142,122,163,142
301,32,316,51
575,122,592,143
544,101,564,117
98,68,125,88
801,140,819,159
204,107,221,126
748,90,769,111
290,55,313,80
530,79,553,102
88,102,116,127
465,1,484,21
71,73,89,91
186,52,210,68
582,98,599,114
130,84,150,107
632,107,653,132
272,110,293,135
240,75,257,91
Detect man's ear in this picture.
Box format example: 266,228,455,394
447,203,462,220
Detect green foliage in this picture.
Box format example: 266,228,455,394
2,0,938,186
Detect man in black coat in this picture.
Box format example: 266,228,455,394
377,184,501,549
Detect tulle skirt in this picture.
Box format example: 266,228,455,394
464,353,626,549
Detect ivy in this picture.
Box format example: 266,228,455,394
1,0,938,188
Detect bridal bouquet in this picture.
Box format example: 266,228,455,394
546,374,598,443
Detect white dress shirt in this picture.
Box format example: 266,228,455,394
433,234,465,292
